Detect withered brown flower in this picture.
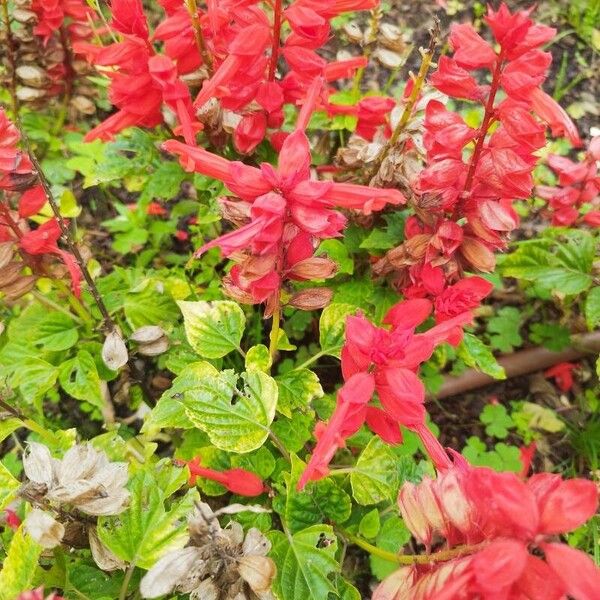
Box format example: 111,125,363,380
140,502,276,600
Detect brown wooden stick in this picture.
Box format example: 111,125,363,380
429,330,600,400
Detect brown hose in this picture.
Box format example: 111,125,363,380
429,330,600,401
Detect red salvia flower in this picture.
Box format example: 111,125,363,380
186,457,265,496
374,464,600,600
299,299,474,488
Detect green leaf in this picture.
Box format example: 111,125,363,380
317,239,353,275
0,462,20,510
359,228,396,251
271,413,314,453
65,563,123,600
480,404,514,439
486,307,522,353
246,344,272,372
139,161,188,206
585,286,600,330
59,350,104,409
458,333,506,380
178,300,245,358
319,303,356,357
124,282,178,329
97,470,197,569
11,358,58,402
269,525,339,600
0,419,22,444
359,509,381,539
276,369,323,417
350,437,399,505
370,517,411,580
520,402,565,433
142,361,219,432
277,455,351,534
34,312,79,351
231,446,276,479
185,370,278,453
0,527,42,600
528,322,571,352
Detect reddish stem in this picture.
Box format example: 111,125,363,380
0,202,23,239
461,54,505,195
268,0,283,81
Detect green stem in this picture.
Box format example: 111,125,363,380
293,349,326,372
268,307,281,362
31,291,83,324
119,563,136,600
370,27,438,179
269,430,291,463
337,528,487,565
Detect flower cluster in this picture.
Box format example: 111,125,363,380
537,137,600,227
80,0,378,152
374,461,600,600
298,298,472,488
0,109,81,297
374,3,581,322
165,115,404,314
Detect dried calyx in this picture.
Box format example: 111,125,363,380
140,502,276,600
20,442,129,564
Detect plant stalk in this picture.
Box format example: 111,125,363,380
338,528,487,565
0,0,20,118
369,22,438,180
268,0,283,81
268,306,281,361
17,128,116,332
185,0,214,75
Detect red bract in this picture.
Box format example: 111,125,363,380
374,464,600,600
186,457,265,497
537,138,599,227
298,299,473,488
0,110,33,191
544,362,577,392
20,219,82,297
